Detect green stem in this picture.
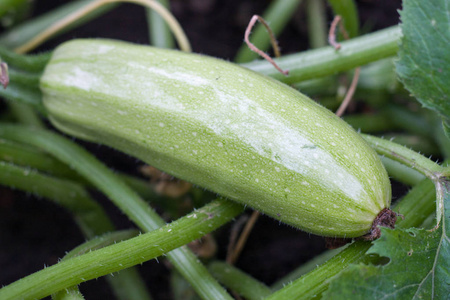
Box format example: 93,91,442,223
170,271,202,300
0,161,114,237
343,112,395,133
380,156,425,186
382,134,440,157
306,0,327,48
0,199,243,300
208,261,272,300
234,0,303,63
0,137,81,178
105,266,153,300
382,105,448,157
362,134,443,180
393,178,436,229
0,160,153,300
0,137,166,204
0,0,118,50
385,104,434,137
63,230,139,259
435,123,450,159
0,46,50,72
0,124,158,229
356,58,397,92
7,101,45,128
293,76,338,97
242,26,401,84
295,58,398,100
7,67,41,86
0,124,236,300
52,289,85,300
327,0,359,37
270,247,343,291
51,230,150,300
266,241,372,300
0,49,47,127
146,0,174,49
0,82,45,114
0,135,205,217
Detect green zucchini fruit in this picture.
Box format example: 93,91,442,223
40,39,392,238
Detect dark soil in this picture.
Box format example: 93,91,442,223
0,1,402,299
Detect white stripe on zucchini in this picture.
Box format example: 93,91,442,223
41,39,391,238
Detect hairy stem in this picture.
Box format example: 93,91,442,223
0,199,242,300
208,261,272,300
243,26,401,84
362,134,443,180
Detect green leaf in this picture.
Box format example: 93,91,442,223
323,228,449,299
396,0,450,136
322,181,450,299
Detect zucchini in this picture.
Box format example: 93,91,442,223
40,39,392,238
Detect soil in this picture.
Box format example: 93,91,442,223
0,1,402,299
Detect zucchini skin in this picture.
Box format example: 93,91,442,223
41,39,391,238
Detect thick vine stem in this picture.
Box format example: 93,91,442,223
51,230,143,300
362,134,443,180
0,199,242,300
0,46,50,72
0,161,153,300
208,261,272,300
242,26,401,84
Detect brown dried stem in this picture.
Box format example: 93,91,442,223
245,15,289,75
328,15,360,117
335,67,361,117
0,63,9,89
227,211,260,265
328,15,349,50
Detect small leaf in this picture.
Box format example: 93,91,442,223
395,0,450,135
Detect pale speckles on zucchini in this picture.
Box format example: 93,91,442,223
41,39,392,238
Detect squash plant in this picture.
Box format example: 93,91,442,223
0,0,449,299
